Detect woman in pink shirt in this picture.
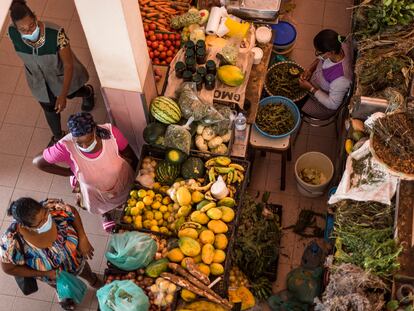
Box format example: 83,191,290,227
33,112,138,232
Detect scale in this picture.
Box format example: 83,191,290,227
225,0,281,21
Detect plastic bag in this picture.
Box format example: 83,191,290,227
205,104,235,136
106,232,157,271
177,83,209,121
217,37,241,65
287,267,322,304
165,117,194,154
97,280,149,311
56,270,87,304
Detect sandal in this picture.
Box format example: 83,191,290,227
59,298,76,310
81,84,95,112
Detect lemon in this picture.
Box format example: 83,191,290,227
162,196,171,205
136,201,145,210
154,211,163,220
163,212,171,220
127,198,137,207
137,189,147,198
158,219,164,226
160,226,169,234
168,205,173,212
134,220,142,230
160,205,168,213
143,220,152,229
151,219,158,226
153,182,161,190
145,211,154,220
151,201,162,210
130,206,140,216
129,190,138,199
154,194,163,202
123,215,132,224
143,196,153,206
147,190,155,198
150,225,160,232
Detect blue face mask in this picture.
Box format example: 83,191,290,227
36,214,53,234
21,24,40,42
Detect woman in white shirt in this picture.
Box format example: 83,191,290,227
299,29,353,119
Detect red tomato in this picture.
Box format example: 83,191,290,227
149,35,156,41
166,57,173,63
154,50,160,57
149,52,154,59
144,25,149,32
160,52,166,59
175,34,181,40
175,40,181,47
154,59,160,65
146,40,152,46
144,31,149,38
169,34,175,40
166,50,173,57
169,45,175,51
149,23,156,30
156,33,163,40
163,34,169,40
158,44,164,52
151,41,159,49
148,30,155,36
165,40,172,47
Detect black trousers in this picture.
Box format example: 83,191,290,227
39,85,90,138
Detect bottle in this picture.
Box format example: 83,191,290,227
235,112,247,142
204,74,216,90
192,74,203,91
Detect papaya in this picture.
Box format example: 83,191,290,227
219,206,235,222
178,228,199,239
237,287,255,310
145,258,169,277
206,208,223,220
177,187,192,206
199,229,215,244
178,237,201,257
197,263,210,276
207,219,228,234
213,249,226,263
201,244,215,265
167,248,185,262
210,263,224,275
191,191,204,204
177,205,192,218
217,197,235,208
181,288,197,302
214,234,228,250
193,254,202,263
190,211,210,225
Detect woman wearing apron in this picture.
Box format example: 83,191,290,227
298,29,353,119
33,113,138,232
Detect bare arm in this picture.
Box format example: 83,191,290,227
55,46,74,113
32,153,73,177
1,262,55,280
66,204,94,259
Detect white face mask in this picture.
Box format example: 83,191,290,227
21,24,40,42
77,137,98,153
317,54,327,61
36,214,52,234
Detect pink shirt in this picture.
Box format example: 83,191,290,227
43,125,129,174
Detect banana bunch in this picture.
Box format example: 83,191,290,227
179,221,202,231
205,156,246,185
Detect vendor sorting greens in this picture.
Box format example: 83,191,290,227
298,29,353,119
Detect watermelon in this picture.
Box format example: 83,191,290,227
156,160,180,185
150,96,181,124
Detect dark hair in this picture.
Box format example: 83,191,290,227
67,112,111,139
313,29,343,54
7,197,43,227
10,0,35,24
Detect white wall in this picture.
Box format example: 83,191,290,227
0,0,12,32
74,0,151,93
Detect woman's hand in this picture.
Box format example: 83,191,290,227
300,69,312,81
44,269,57,280
299,77,314,91
55,96,67,113
78,236,95,260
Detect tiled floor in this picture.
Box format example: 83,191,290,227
0,0,352,310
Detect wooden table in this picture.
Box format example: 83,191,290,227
245,41,274,124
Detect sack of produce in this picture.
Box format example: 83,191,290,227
177,82,209,121
56,271,87,304
164,117,194,155
202,104,235,136
287,267,322,304
97,280,149,311
106,232,157,271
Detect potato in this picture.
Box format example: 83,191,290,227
195,135,208,151
208,137,223,149
202,127,216,141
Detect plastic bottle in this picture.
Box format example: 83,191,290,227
235,112,247,142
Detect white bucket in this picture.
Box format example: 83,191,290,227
294,152,334,198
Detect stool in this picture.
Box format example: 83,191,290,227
249,126,292,191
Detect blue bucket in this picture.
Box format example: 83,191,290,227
271,21,297,51
254,96,301,139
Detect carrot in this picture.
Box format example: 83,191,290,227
146,12,159,17
139,0,151,5
158,7,176,14
157,25,171,32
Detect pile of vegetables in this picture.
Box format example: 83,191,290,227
232,193,281,301
195,124,231,154
332,200,402,278
256,102,296,136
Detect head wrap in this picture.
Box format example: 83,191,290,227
67,112,111,139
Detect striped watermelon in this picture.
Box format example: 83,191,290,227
150,96,181,124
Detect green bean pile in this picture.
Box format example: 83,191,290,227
256,103,295,136
265,63,306,100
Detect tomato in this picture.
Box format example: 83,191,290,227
160,52,167,59
146,40,152,46
149,52,154,59
151,41,159,49
149,23,156,30
153,59,160,65
144,31,148,38
144,25,149,32
169,34,175,40
166,57,173,63
175,40,181,47
149,35,156,41
154,50,160,57
169,45,175,51
165,40,172,47
148,30,155,36
175,34,181,40
156,33,163,40
163,34,169,40
158,44,164,52
161,61,167,65
166,50,173,57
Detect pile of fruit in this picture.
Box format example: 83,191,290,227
145,27,182,65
